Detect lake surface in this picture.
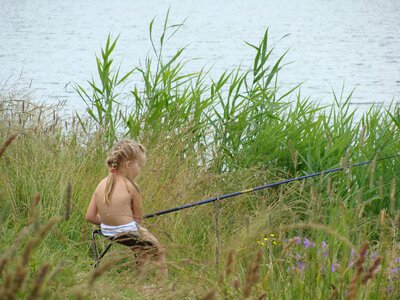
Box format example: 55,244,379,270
1,0,399,113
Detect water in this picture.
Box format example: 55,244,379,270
1,0,399,113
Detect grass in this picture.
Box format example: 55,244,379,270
1,12,400,299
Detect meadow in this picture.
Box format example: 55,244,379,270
1,14,400,299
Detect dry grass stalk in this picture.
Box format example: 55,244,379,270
0,257,9,276
242,249,263,298
256,293,267,300
346,241,369,300
28,193,41,226
0,134,17,158
340,155,349,169
65,182,72,221
26,263,50,300
327,177,332,195
0,224,34,265
22,218,60,266
281,236,301,256
74,293,83,300
0,274,13,300
214,201,221,275
201,289,217,300
45,261,64,285
397,210,400,228
380,209,386,226
390,178,396,214
89,258,120,287
378,175,384,197
7,264,28,298
310,186,318,203
369,158,376,190
232,277,240,290
361,256,382,285
225,250,234,277
329,285,338,300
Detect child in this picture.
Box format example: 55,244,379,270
85,139,167,277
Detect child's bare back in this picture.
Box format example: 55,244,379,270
94,175,139,226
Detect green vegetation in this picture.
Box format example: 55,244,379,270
1,13,399,299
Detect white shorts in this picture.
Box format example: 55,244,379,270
100,221,138,237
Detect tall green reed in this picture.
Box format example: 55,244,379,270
75,34,134,147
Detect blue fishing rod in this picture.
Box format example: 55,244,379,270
144,154,400,219
92,154,399,267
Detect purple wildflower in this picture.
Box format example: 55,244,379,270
331,261,340,273
388,285,393,294
317,241,328,258
298,261,306,271
303,238,315,248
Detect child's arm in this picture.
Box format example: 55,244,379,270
85,192,101,225
129,184,143,224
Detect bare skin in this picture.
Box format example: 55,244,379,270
85,160,167,278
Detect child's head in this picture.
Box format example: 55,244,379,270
104,140,146,204
106,139,147,173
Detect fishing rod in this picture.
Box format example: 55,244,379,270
144,154,400,219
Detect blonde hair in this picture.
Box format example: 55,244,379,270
104,139,146,204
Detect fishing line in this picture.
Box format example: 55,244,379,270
144,154,400,219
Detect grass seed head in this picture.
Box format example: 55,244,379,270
346,241,369,299
26,263,50,300
242,249,263,298
0,134,17,159
361,256,382,285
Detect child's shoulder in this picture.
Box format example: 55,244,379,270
125,178,141,194
95,177,109,190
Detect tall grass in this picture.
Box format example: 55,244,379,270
1,11,400,299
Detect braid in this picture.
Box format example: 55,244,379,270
104,139,147,204
104,148,123,204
